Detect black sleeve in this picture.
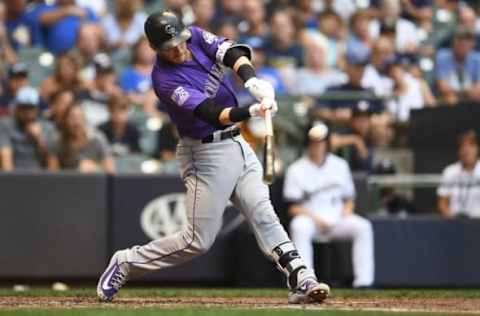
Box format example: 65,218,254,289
193,99,224,128
223,46,252,68
193,99,252,127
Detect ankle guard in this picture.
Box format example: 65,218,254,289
272,242,307,289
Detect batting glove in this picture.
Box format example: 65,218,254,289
248,99,278,117
244,77,275,102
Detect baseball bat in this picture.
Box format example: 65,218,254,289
263,108,275,185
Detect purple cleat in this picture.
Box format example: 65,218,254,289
97,251,130,302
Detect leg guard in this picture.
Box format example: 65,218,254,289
272,242,310,289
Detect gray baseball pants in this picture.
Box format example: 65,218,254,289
123,135,292,273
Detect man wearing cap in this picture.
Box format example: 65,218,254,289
0,86,56,171
435,27,480,105
284,122,375,288
77,53,121,127
0,63,30,114
96,10,330,304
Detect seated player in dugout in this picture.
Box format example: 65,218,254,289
283,122,375,288
97,10,330,304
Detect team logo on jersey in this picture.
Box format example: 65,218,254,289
165,24,177,36
171,86,190,106
202,30,217,44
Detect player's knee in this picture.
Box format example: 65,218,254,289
181,229,214,255
290,215,311,236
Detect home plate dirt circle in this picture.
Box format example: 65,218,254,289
1,296,480,313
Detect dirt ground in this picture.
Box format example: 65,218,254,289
1,296,480,314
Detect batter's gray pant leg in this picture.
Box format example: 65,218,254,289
124,140,243,273
230,138,291,259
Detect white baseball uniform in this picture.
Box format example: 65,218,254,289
437,160,480,218
283,154,375,287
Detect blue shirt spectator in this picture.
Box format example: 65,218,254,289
39,1,98,54
435,28,480,105
5,0,49,49
119,68,151,94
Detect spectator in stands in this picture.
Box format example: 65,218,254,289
361,36,395,98
331,102,374,173
76,23,104,83
346,10,373,67
215,0,244,24
313,10,346,69
77,53,121,127
386,57,435,122
98,93,140,156
293,35,347,96
39,0,98,54
191,0,214,31
435,27,480,105
456,5,480,51
371,0,420,54
101,0,147,52
4,0,44,50
76,0,107,18
437,130,480,218
0,62,29,114
40,52,85,102
284,122,374,288
264,9,304,89
156,121,180,163
44,89,74,129
49,103,114,173
0,86,56,171
294,0,318,30
239,0,268,42
163,0,195,26
214,18,239,41
119,37,157,113
0,14,18,65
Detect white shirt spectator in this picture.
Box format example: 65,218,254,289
370,18,419,53
437,161,480,217
76,0,107,17
361,64,394,97
102,12,148,47
388,72,425,122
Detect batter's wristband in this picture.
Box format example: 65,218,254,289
229,106,252,122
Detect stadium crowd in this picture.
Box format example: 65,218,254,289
0,0,479,179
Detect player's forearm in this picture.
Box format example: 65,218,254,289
342,199,355,216
0,147,14,171
288,204,312,217
437,196,453,218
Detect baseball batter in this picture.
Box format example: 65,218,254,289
97,10,329,304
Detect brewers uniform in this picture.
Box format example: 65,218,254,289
283,124,375,288
437,161,480,217
97,11,329,304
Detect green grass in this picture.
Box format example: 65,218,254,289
0,287,479,299
0,288,479,316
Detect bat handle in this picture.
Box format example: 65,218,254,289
264,108,273,136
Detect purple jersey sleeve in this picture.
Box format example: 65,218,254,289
189,26,232,64
153,74,207,115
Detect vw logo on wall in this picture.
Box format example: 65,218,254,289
140,193,188,240
140,194,245,240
